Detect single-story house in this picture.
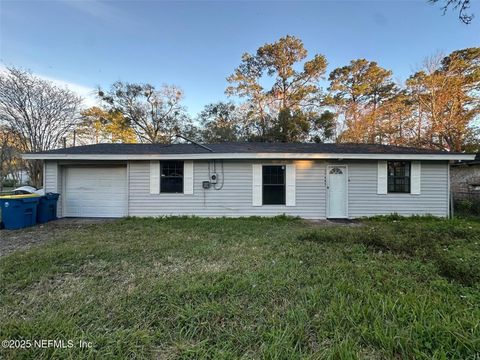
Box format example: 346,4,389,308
5,169,30,185
23,142,475,219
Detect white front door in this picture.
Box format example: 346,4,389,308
327,165,348,218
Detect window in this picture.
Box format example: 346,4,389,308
160,161,184,193
329,167,343,175
263,165,285,205
388,161,410,193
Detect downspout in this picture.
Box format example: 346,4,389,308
42,160,46,190
126,161,130,217
447,161,452,219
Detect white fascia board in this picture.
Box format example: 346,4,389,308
22,152,476,161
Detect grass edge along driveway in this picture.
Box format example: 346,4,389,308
1,216,479,359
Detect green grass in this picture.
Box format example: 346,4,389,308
1,216,479,359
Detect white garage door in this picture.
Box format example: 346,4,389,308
63,166,127,217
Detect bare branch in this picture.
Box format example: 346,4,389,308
0,67,83,187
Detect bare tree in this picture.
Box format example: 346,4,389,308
98,82,190,143
0,125,27,191
0,67,82,187
429,0,474,24
0,128,15,191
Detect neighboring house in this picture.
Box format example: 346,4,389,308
451,153,480,194
5,169,30,185
23,143,474,219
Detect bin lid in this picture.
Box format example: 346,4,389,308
44,192,61,199
0,194,41,199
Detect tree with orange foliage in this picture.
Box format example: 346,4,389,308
329,49,479,151
328,59,397,144
406,48,480,151
226,35,334,142
77,107,137,144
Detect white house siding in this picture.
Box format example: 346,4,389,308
130,159,449,219
45,159,449,219
347,160,449,218
128,160,327,219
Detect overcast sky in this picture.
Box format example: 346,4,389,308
1,0,479,114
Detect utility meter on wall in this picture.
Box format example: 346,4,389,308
210,173,218,184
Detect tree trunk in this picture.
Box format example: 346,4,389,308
26,160,43,188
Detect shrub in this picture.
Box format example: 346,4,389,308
457,199,474,213
455,196,480,216
1,179,16,188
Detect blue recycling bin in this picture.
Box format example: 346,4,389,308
37,193,60,224
0,195,41,230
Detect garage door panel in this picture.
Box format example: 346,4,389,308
64,167,127,218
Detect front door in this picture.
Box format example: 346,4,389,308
327,165,348,218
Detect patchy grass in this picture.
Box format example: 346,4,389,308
300,215,480,286
1,216,479,359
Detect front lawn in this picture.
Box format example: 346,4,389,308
1,216,479,359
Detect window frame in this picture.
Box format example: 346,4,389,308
262,165,286,206
160,160,184,194
387,161,411,194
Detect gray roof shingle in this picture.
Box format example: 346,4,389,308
29,142,458,155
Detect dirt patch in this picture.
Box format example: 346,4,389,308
0,218,118,257
304,219,365,228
